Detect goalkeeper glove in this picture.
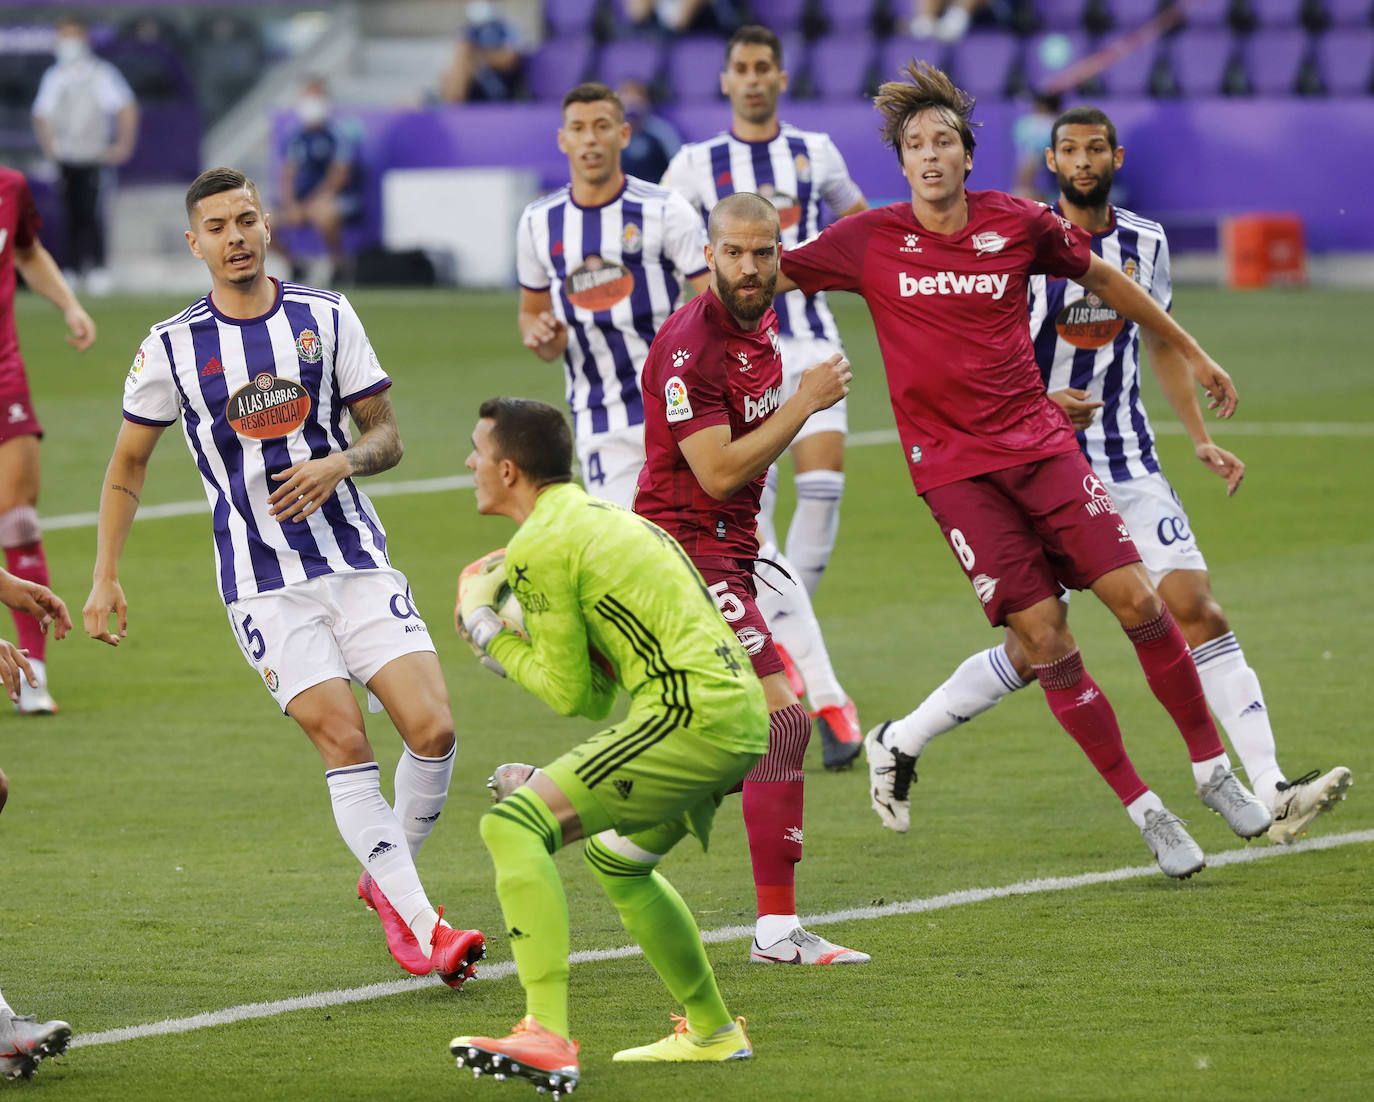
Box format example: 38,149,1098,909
457,549,509,675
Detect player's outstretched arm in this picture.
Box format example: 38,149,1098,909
85,421,165,646
0,637,36,703
517,289,567,362
269,391,401,523
1075,256,1237,418
1142,329,1245,496
0,569,71,641
679,353,850,499
13,238,96,351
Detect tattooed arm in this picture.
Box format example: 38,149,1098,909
267,390,404,523
84,420,166,645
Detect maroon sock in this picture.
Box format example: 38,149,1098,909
5,541,49,661
742,702,811,915
1124,606,1224,763
1035,649,1147,806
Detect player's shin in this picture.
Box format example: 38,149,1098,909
480,791,572,1039
586,833,731,1036
889,644,1028,758
743,703,809,931
1,506,50,662
393,742,456,857
754,545,845,707
1193,633,1283,803
785,470,845,596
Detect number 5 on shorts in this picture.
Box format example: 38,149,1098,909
708,580,746,622
234,612,267,661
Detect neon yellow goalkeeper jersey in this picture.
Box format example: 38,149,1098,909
486,482,767,754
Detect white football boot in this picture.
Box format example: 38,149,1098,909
1268,767,1353,844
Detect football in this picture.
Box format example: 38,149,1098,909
494,580,529,640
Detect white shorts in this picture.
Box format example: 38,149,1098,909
226,566,436,713
1106,470,1208,587
779,335,848,443
577,423,646,510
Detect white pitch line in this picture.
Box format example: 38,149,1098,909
39,420,1372,533
72,827,1374,1050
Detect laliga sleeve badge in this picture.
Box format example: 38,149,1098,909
665,374,693,422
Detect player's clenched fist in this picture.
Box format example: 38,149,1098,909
796,351,851,414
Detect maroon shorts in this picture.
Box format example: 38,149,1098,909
0,389,42,446
696,560,784,679
922,450,1142,626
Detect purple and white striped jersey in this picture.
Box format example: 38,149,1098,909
123,280,392,604
1028,204,1172,484
516,175,708,442
663,123,863,343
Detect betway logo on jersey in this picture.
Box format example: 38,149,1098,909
899,271,1010,300
743,385,783,423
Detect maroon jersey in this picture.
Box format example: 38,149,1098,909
636,287,784,564
0,168,43,390
782,190,1092,494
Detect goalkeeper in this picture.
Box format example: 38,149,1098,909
451,396,768,1095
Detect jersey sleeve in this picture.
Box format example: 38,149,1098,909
30,69,58,119
814,135,864,216
12,175,41,249
657,334,732,442
487,543,618,721
334,294,391,404
661,145,707,220
1150,230,1173,313
122,333,179,426
662,190,709,279
1029,203,1092,280
515,206,551,292
781,216,865,295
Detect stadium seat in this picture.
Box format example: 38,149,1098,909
526,37,595,101
946,31,1022,99
1104,0,1163,31
747,0,810,34
1168,29,1239,95
805,32,876,101
1179,0,1237,28
593,38,665,89
1323,0,1374,26
1037,0,1088,31
1243,29,1312,94
1248,0,1303,27
1023,31,1095,93
545,0,604,37
1314,27,1374,91
666,34,728,102
877,34,950,86
1096,42,1165,95
811,0,880,35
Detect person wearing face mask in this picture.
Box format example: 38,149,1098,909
274,77,365,284
30,15,139,298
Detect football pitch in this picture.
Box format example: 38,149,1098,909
3,285,1371,1100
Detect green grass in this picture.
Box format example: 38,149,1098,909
2,286,1372,1100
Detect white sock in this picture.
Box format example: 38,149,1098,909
1192,752,1232,789
326,763,434,941
1125,789,1166,828
888,645,1028,758
393,741,455,858
755,542,845,709
785,470,845,596
1193,632,1285,806
755,913,799,945
0,987,12,1016
757,464,780,551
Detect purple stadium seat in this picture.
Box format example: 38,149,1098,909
1168,29,1238,94
877,34,950,84
1248,0,1302,27
1179,0,1234,28
1106,0,1162,30
812,0,879,34
1024,31,1095,92
946,31,1022,99
544,0,602,36
747,0,810,33
1095,41,1161,95
592,38,665,88
526,37,595,101
1244,29,1311,93
666,35,727,102
1315,27,1374,91
1322,0,1373,26
1038,0,1088,31
806,32,876,100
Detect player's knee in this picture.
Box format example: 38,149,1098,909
0,766,8,814
1172,593,1229,643
584,831,657,882
402,720,454,760
0,505,41,548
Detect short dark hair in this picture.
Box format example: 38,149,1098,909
874,61,979,169
185,166,262,224
561,82,623,120
478,398,574,487
707,192,779,246
725,25,783,68
1050,105,1118,150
